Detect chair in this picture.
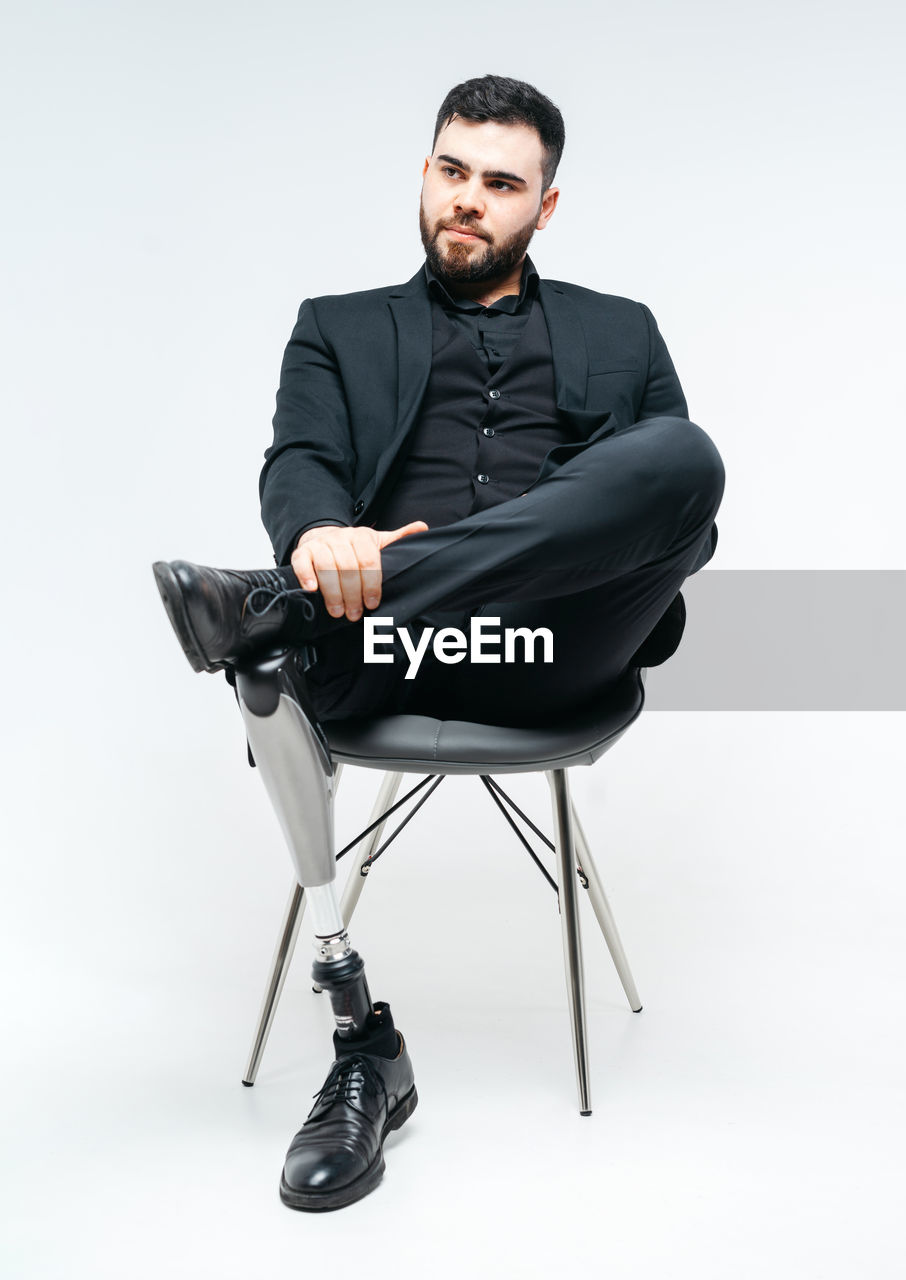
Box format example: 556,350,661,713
240,665,648,1114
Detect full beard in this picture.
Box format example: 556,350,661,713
419,202,538,285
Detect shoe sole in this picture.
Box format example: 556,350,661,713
152,561,219,674
278,1085,419,1212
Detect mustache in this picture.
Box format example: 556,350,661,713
437,218,491,242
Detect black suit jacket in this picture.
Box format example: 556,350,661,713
260,266,714,567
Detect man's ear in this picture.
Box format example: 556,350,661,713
536,186,560,231
422,157,431,177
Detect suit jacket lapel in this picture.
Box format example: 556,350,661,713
388,272,433,437
538,280,588,410
351,272,432,514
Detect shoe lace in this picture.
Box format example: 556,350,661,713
244,586,315,622
311,1054,388,1118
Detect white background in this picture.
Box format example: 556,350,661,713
2,1,904,1276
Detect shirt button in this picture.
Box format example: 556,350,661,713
482,427,495,437
476,473,490,484
488,389,501,399
353,500,365,515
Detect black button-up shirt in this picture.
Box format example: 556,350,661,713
424,256,540,375
295,256,567,545
376,257,573,534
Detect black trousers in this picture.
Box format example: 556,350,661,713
303,416,725,728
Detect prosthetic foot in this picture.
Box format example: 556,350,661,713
280,998,417,1211
234,651,417,1210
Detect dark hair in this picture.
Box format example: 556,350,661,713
432,75,565,192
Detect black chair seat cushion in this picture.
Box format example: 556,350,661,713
325,668,645,775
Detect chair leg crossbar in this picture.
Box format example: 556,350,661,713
480,775,560,893
335,774,443,871
244,768,642,1113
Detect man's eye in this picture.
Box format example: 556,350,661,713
442,167,461,179
490,181,514,192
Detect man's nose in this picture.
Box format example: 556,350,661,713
453,178,485,217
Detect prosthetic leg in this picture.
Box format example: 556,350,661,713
232,649,416,1211
233,649,376,1040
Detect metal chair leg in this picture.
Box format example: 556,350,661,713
571,802,643,1013
242,881,306,1085
547,769,592,1115
339,772,405,927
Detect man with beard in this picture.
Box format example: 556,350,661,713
153,74,725,1211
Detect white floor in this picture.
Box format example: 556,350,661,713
3,713,905,1279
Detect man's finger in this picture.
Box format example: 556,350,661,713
306,543,345,617
332,542,365,619
378,521,429,549
290,546,318,592
350,533,384,609
315,567,346,617
361,566,382,610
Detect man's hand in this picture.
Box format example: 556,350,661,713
291,522,429,621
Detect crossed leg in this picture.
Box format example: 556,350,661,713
302,415,725,723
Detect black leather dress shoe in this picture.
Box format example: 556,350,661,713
152,559,314,673
280,1037,417,1211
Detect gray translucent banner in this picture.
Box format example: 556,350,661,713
644,571,906,710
